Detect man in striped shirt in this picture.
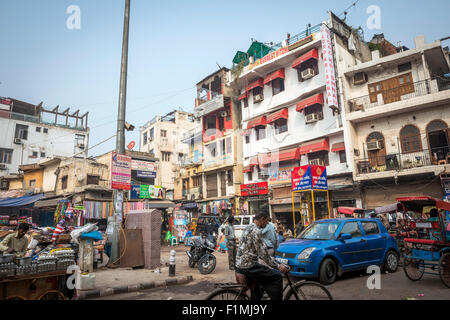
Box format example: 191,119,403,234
52,220,66,243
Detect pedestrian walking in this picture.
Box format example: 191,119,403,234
223,215,237,270
261,218,278,256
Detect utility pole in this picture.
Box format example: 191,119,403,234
109,0,131,266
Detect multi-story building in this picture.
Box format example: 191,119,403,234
193,67,243,217
333,15,450,208
229,18,365,229
0,97,89,177
139,110,196,198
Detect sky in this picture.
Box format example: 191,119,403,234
1,0,449,157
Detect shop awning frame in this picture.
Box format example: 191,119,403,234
264,68,285,85
296,93,324,112
267,108,289,124
245,78,264,92
299,138,329,155
259,147,300,165
247,115,267,129
292,48,319,69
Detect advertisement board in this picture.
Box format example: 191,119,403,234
131,159,157,172
240,182,269,197
321,25,339,109
136,170,157,179
292,165,328,191
111,152,132,190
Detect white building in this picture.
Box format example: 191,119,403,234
0,98,89,177
140,110,197,195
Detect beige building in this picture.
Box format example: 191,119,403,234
139,110,197,197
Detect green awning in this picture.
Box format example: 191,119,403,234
232,51,248,65
247,41,272,60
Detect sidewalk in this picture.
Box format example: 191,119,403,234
77,245,194,300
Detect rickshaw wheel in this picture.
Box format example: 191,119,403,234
439,252,450,288
403,258,425,281
38,290,66,300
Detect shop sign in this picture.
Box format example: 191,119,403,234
136,170,156,179
130,184,141,199
132,159,157,172
269,164,296,185
111,152,132,190
241,182,269,196
320,25,339,109
288,34,314,51
248,47,289,70
139,185,164,199
292,165,328,191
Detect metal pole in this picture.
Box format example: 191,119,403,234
292,191,296,237
110,0,131,266
311,190,316,222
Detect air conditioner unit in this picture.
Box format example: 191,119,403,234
367,141,382,151
305,113,323,124
301,68,316,80
310,159,325,166
253,94,264,103
0,164,6,170
349,101,364,111
14,138,22,145
353,72,368,85
77,143,85,149
219,111,228,118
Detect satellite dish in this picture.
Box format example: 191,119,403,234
127,141,136,150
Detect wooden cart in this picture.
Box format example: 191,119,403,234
0,270,74,300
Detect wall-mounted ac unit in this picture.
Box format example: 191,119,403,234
0,164,6,170
301,68,316,80
253,94,264,103
310,159,325,166
14,138,22,145
367,141,382,151
219,111,228,118
353,72,368,85
349,101,364,111
305,113,323,124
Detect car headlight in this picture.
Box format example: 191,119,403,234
297,247,317,260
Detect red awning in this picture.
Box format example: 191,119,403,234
296,93,324,112
396,197,450,212
338,207,365,215
247,115,267,129
267,108,289,124
299,138,329,155
331,142,345,152
242,166,253,173
249,156,259,166
238,92,248,101
260,147,300,165
292,48,319,69
264,68,285,85
245,78,264,92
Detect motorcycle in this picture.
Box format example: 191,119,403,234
186,235,217,275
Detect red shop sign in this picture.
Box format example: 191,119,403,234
240,182,269,197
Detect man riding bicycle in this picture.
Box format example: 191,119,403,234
235,210,289,300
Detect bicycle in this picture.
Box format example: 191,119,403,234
205,266,333,300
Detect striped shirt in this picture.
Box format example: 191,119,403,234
52,226,65,242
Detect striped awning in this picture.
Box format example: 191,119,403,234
245,78,264,92
264,68,285,85
247,115,267,129
292,48,319,69
331,142,345,152
267,108,289,124
296,93,324,112
259,147,300,165
299,138,329,155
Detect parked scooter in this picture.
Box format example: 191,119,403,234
186,235,217,274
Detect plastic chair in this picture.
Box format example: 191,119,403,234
170,236,178,246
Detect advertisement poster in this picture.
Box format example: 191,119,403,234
240,182,269,196
139,185,164,199
292,165,328,191
321,25,339,109
136,170,157,179
132,159,157,172
269,164,296,185
111,152,132,190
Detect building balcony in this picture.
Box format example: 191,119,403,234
203,154,234,170
194,94,225,118
182,186,202,200
347,79,450,123
180,155,203,167
354,147,450,181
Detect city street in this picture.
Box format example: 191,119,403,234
93,246,450,300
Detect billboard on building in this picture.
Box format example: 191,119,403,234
292,165,328,191
240,182,269,197
111,152,132,190
321,25,339,109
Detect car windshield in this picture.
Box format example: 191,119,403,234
298,222,340,240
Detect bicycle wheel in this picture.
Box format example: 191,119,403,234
285,281,333,300
439,252,450,288
205,288,250,301
403,258,425,281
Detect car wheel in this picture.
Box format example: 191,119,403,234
319,258,337,285
383,250,399,273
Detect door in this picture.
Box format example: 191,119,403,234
428,129,449,161
336,221,368,269
361,221,386,265
220,171,226,196
206,174,218,198
381,77,401,104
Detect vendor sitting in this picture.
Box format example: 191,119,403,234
0,223,30,258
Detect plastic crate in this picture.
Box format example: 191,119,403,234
411,249,440,261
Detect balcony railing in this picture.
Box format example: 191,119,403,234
348,79,445,113
355,147,450,176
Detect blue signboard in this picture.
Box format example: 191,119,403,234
130,184,141,199
136,170,156,178
292,165,328,191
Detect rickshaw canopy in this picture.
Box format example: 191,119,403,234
375,203,400,214
395,196,450,212
338,207,365,215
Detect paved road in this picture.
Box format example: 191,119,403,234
94,245,450,300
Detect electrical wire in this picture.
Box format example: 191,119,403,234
337,0,362,18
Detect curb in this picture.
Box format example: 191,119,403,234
77,275,193,300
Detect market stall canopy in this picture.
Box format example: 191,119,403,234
0,193,44,207
34,197,69,208
143,200,175,209
375,203,400,214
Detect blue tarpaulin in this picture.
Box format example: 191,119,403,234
0,194,44,207
80,231,103,241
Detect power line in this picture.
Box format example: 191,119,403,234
337,0,362,19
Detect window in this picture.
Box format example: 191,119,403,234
297,59,319,82
398,62,412,73
339,150,347,163
220,139,226,155
304,104,323,117
162,151,171,162
227,169,233,186
40,152,46,158
0,180,9,190
226,137,232,154
30,151,38,158
87,175,100,185
245,135,250,144
149,149,154,156
308,151,329,166
61,176,68,189
75,134,85,148
15,124,28,140
143,132,148,145
340,222,362,238
206,142,216,158
252,87,264,103
272,78,285,95
0,148,13,164
242,98,248,108
149,128,154,141
255,125,266,141
193,175,201,187
36,127,41,132
274,118,288,134
247,171,253,181
43,128,48,134
161,130,167,138
29,179,36,187
362,222,380,235
400,125,422,153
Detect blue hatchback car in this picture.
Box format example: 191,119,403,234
275,218,399,285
